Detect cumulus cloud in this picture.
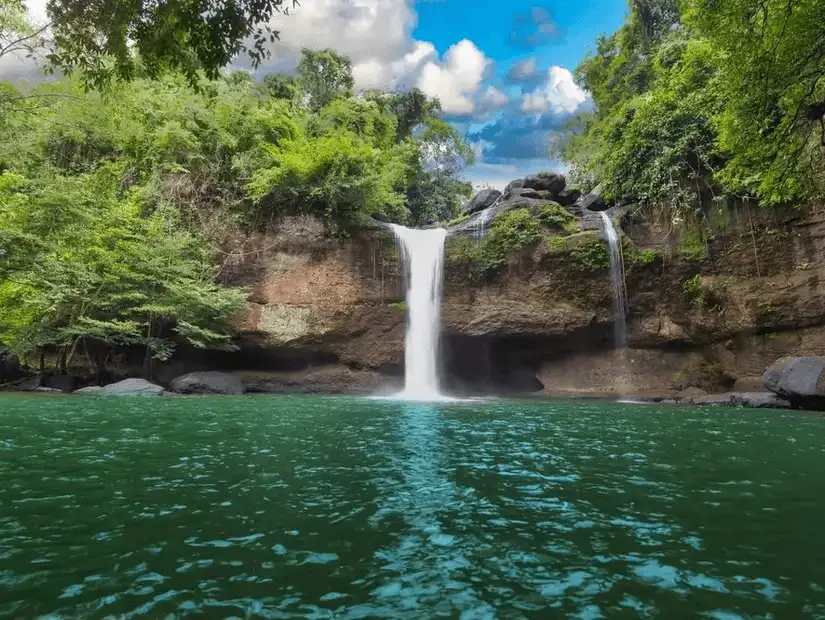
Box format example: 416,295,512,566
416,39,491,115
240,0,494,115
520,66,587,114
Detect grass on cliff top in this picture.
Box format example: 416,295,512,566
445,207,608,277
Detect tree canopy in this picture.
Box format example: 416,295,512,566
559,0,825,217
41,0,298,89
0,40,475,371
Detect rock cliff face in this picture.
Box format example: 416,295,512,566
177,188,825,397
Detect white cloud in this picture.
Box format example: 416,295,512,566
478,85,509,111
520,66,587,114
415,39,491,115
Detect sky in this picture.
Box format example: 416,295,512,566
9,0,629,189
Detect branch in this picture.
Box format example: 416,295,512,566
0,22,52,59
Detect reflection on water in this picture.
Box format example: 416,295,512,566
1,395,825,617
369,405,494,617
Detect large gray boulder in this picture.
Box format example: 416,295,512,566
522,173,566,195
101,378,165,396
556,187,581,207
764,357,825,409
170,371,245,395
578,184,608,212
45,374,77,392
74,386,104,395
460,189,501,216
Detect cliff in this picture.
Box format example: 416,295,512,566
159,181,825,398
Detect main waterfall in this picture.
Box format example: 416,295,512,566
389,224,448,400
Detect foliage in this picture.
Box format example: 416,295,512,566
297,48,355,112
482,209,543,269
683,274,703,299
683,0,825,204
0,43,475,370
547,231,610,272
42,0,298,89
536,202,578,234
636,248,661,265
0,169,246,366
562,0,825,215
389,301,407,311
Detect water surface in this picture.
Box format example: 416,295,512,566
1,394,824,618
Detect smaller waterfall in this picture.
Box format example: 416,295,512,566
599,212,628,349
389,224,447,400
469,195,502,240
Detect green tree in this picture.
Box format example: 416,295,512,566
683,0,825,204
43,0,298,89
297,48,355,111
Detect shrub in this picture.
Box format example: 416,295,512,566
536,202,578,234
482,208,543,269
547,231,610,272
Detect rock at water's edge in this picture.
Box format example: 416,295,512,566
764,356,825,409
677,386,708,403
170,371,245,395
101,378,165,396
460,189,501,216
693,392,790,409
45,375,77,392
74,386,104,395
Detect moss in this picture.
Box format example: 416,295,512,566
481,208,543,269
389,301,407,311
677,228,708,260
536,202,578,234
547,231,609,272
683,274,725,311
444,213,469,227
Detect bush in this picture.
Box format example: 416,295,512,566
536,202,578,234
482,208,543,269
547,231,610,272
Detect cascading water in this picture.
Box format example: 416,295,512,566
599,211,628,349
389,224,448,400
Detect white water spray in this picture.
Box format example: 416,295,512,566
389,224,448,400
599,211,628,349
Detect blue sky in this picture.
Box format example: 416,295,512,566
8,0,629,189
414,0,627,188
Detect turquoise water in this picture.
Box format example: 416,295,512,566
1,394,825,618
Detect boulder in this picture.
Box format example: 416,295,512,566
45,374,77,392
578,184,608,212
730,392,790,409
34,387,63,393
764,357,825,409
74,386,104,395
101,378,165,396
556,188,581,207
0,349,20,382
460,189,502,216
523,173,566,195
693,392,790,409
503,179,524,198
19,374,43,391
508,188,544,200
170,371,245,395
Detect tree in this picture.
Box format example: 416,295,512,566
297,48,355,111
407,118,474,225
259,73,300,101
43,0,298,89
683,0,825,204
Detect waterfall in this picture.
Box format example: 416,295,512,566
599,212,628,349
389,224,447,400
